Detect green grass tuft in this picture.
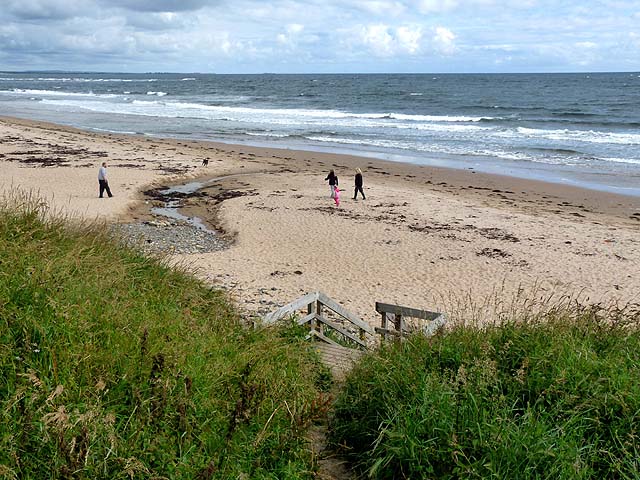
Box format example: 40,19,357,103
331,305,640,479
0,191,327,479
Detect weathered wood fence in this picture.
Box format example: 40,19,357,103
262,291,375,349
375,302,446,341
263,292,446,348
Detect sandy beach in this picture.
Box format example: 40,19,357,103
2,115,639,326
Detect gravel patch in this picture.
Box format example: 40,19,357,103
114,220,230,255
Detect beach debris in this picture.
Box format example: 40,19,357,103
477,247,511,258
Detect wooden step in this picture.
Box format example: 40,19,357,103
314,342,365,380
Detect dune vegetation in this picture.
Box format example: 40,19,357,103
0,193,329,479
330,302,640,479
3,191,640,480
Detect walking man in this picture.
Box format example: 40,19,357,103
98,162,113,198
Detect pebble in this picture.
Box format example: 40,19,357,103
113,220,230,255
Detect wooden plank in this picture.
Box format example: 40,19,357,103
309,329,341,347
381,312,389,341
262,292,319,324
297,312,315,325
375,315,446,338
316,300,323,335
375,302,442,321
423,313,447,336
317,292,375,335
315,343,364,380
315,314,367,348
374,327,401,337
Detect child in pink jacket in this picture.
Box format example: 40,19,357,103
333,187,341,207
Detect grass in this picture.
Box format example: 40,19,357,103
0,192,329,479
5,190,640,479
330,303,640,479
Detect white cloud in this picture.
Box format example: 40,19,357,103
4,0,89,20
414,0,537,14
287,23,305,35
104,0,215,13
0,0,638,72
358,24,423,56
361,24,395,55
433,26,456,54
277,23,306,49
575,41,597,49
397,26,423,54
352,0,406,16
417,0,459,14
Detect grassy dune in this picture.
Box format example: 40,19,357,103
4,191,640,480
331,304,640,479
0,194,328,479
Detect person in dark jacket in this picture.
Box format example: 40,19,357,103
325,169,338,198
353,168,365,200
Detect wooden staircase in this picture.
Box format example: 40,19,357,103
262,291,446,379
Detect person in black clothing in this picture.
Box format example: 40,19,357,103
353,168,366,200
325,169,338,198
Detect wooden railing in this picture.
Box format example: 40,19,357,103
262,291,375,349
263,293,446,349
375,302,446,341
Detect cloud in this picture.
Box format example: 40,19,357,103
414,0,538,14
357,24,423,56
432,26,456,54
4,0,86,20
397,26,423,54
416,0,460,14
0,0,638,73
350,0,406,16
277,24,305,46
102,0,217,12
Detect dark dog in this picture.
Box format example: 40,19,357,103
202,158,209,166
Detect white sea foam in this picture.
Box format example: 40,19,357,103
600,157,640,165
1,88,119,98
245,131,289,138
146,91,168,96
110,99,492,122
0,77,158,82
88,126,138,135
32,97,498,142
513,127,640,145
303,135,632,168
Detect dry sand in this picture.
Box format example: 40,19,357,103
2,115,639,327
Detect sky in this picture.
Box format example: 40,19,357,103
0,0,639,73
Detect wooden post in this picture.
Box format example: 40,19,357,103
315,299,323,336
307,302,314,328
394,314,403,342
381,312,389,342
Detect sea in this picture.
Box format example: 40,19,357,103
1,72,639,196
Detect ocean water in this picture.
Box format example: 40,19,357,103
1,72,639,195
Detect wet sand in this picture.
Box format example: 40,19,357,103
2,115,639,326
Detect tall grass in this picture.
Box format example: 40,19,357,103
331,303,640,479
0,191,328,479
